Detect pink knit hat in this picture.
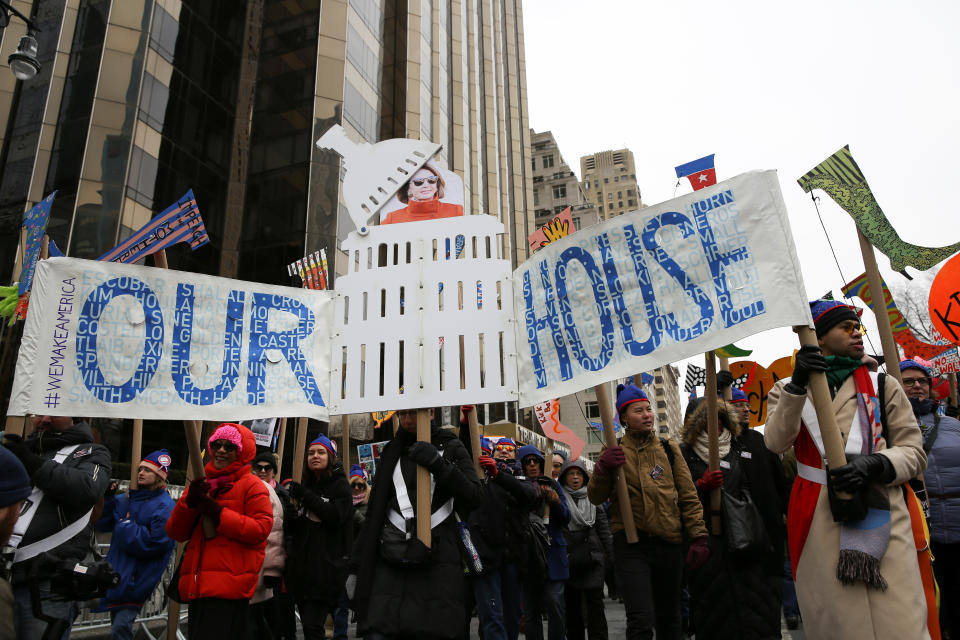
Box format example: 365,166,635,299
208,423,243,455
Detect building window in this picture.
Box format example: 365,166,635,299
596,192,601,201
587,426,605,444
607,193,613,200
584,401,601,419
531,158,536,171
628,199,635,206
617,191,622,198
604,177,609,183
584,180,590,189
586,451,600,462
614,176,619,182
618,201,623,208
554,205,565,213
609,203,614,210
552,185,566,199
627,189,635,196
573,217,580,228
533,189,539,205
542,154,554,168
533,175,543,183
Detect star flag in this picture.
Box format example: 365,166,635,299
675,154,717,191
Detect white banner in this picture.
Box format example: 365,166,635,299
513,171,812,407
9,258,334,420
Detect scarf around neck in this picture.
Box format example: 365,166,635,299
836,365,891,591
825,355,863,393
562,485,596,531
693,427,732,464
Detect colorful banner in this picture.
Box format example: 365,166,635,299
9,257,334,420
533,398,585,462
514,171,811,407
798,145,960,274
19,192,56,296
98,190,209,264
730,356,794,427
528,207,576,253
842,271,954,359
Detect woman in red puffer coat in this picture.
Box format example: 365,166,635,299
165,423,273,637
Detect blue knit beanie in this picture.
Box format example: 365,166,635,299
141,449,172,479
479,437,493,454
899,359,932,378
730,388,749,404
309,434,337,458
616,383,649,414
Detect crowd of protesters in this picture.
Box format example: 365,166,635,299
1,301,959,639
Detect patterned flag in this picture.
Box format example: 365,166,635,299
675,154,717,191
684,364,706,392
18,192,56,297
534,398,585,461
715,342,752,358
98,190,208,263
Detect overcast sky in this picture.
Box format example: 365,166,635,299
521,0,959,386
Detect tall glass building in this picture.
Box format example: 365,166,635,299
0,0,535,288
0,0,536,472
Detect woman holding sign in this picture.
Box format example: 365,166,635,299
587,384,709,640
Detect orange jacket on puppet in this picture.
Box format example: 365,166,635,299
165,423,273,601
381,197,463,225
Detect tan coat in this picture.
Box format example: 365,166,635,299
587,429,707,543
765,375,928,640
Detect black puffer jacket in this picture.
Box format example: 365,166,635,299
354,426,482,638
468,462,537,571
10,422,111,583
680,413,787,640
284,463,352,604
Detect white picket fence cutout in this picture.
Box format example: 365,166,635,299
329,215,519,413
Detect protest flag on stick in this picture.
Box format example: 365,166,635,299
98,190,209,264
675,154,717,191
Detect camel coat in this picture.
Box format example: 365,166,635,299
765,373,928,640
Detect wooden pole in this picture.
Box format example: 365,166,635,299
595,382,638,543
416,408,432,547
274,417,288,478
857,230,902,383
704,352,722,534
949,372,958,407
292,417,308,483
465,406,482,477
129,419,143,489
795,327,849,474
340,414,351,476
718,356,732,401
183,419,216,538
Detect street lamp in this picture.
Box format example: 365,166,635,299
0,1,40,81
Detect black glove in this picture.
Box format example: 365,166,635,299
185,479,210,508
407,441,445,474
263,575,283,591
787,344,826,392
105,481,119,498
828,454,894,493
2,436,43,476
195,494,223,522
716,370,734,390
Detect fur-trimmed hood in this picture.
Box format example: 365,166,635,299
682,401,742,447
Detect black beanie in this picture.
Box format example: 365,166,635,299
252,452,278,472
0,446,32,508
810,300,860,338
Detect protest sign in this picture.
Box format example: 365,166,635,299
929,252,960,346
533,398,585,461
513,171,811,407
528,207,575,253
243,417,279,447
9,257,334,420
18,192,56,297
931,348,960,375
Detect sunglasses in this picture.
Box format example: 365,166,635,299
411,176,439,187
837,322,866,336
901,378,930,387
211,440,238,452
351,482,367,490
253,464,274,472
494,444,515,453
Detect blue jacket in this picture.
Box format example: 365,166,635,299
517,444,571,581
95,487,176,608
918,405,960,544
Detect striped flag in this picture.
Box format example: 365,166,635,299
684,364,705,392
98,190,208,263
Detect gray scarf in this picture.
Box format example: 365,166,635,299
562,486,596,531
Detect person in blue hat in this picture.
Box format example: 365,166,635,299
587,383,709,640
0,445,32,639
901,358,960,637
95,450,176,640
765,300,928,639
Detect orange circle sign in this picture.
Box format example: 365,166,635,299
929,252,960,346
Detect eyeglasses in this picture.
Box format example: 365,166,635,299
411,176,439,187
211,441,237,452
253,464,274,472
837,322,866,336
494,444,515,453
902,378,930,387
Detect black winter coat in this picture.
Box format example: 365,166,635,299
562,500,613,591
681,430,788,640
284,464,353,604
468,467,537,571
354,426,482,638
10,422,111,583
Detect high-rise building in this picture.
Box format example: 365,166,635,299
530,129,598,232
651,364,683,440
580,147,641,221
0,0,537,455
0,0,536,288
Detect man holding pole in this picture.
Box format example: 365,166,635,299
351,407,482,639
765,300,928,639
